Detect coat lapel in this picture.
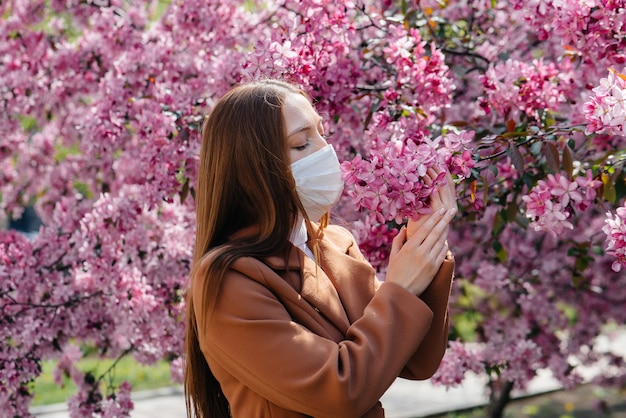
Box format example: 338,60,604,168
316,225,379,323
262,244,351,336
299,253,351,334
260,223,377,335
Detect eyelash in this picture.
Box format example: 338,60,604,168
292,133,327,151
293,139,310,151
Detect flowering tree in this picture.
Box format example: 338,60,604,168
1,0,625,417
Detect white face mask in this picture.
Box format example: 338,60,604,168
290,144,344,222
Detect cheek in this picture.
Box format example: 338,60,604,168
289,150,306,165
289,150,299,165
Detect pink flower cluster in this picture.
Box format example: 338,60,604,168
341,138,444,224
522,171,602,237
584,69,626,136
603,205,626,272
349,217,399,274
435,130,476,178
445,205,626,392
240,1,361,116
341,130,474,224
380,26,454,127
480,59,574,119
2,0,626,413
0,191,192,414
431,341,483,387
510,0,626,68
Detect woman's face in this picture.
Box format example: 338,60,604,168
282,93,328,164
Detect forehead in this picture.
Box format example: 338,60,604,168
282,93,319,133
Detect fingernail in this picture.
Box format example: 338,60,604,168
438,208,446,215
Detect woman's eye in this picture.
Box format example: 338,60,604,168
293,139,309,151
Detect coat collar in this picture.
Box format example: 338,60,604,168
260,222,353,333
259,222,354,269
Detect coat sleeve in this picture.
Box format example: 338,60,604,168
196,267,437,418
340,223,455,380
400,255,455,380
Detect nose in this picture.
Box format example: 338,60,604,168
311,131,328,152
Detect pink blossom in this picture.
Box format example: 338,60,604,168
522,172,600,236
603,206,626,272
101,381,134,418
431,341,484,388
575,169,602,208
549,173,583,208
480,59,574,119
584,69,626,135
2,0,626,412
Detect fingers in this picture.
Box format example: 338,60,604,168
435,171,457,212
423,168,436,186
407,207,454,245
432,237,449,265
390,226,407,257
416,207,456,249
407,167,457,241
422,235,448,272
429,187,445,211
425,167,455,210
442,174,456,199
411,207,446,244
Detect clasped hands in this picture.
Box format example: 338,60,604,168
385,168,457,296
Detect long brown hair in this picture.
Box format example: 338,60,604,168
184,80,321,418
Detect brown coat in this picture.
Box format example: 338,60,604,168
193,224,454,418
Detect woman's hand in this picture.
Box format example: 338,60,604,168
386,167,457,296
386,206,456,296
407,168,457,240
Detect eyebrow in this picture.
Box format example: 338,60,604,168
287,125,310,138
287,116,323,138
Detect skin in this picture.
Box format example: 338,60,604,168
282,92,457,296
283,93,328,164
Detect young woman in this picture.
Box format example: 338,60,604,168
185,79,457,418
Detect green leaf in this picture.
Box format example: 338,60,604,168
530,141,543,156
567,247,581,257
505,199,519,222
507,145,524,175
18,115,39,133
544,142,560,172
522,171,535,188
562,144,574,179
500,131,529,138
602,172,616,203
614,171,626,202
73,181,93,199
492,239,507,263
492,211,506,237
179,177,190,203
568,138,576,149
544,111,556,127
55,144,81,162
574,256,592,273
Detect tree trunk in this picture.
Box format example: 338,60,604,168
487,380,514,418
